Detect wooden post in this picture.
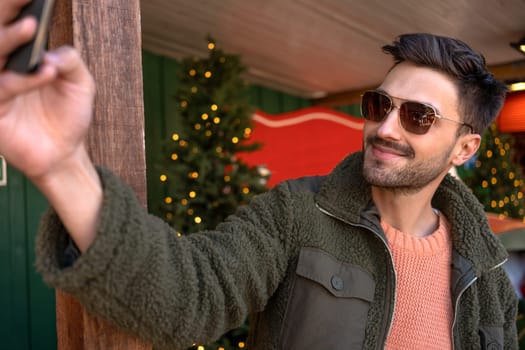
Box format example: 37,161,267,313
48,0,151,349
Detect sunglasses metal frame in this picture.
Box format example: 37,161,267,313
360,90,474,135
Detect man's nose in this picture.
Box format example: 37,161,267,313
375,105,402,139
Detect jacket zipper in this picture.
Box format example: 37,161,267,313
451,276,477,350
451,258,507,350
316,203,397,349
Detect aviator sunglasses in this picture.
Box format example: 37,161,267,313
360,90,474,135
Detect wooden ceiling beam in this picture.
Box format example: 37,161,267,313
489,59,525,82
312,87,368,108
313,59,525,108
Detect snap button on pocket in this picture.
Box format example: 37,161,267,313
331,275,344,291
487,343,501,350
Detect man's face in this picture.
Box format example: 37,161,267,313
362,62,465,194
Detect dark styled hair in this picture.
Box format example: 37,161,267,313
382,33,507,135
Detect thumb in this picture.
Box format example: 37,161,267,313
43,46,95,93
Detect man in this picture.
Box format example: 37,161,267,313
0,1,518,349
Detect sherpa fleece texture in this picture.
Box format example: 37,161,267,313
35,152,518,350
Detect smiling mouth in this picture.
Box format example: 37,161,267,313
366,136,414,159
372,143,406,157
369,145,407,162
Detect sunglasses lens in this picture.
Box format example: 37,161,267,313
361,91,391,122
362,91,438,135
399,102,436,135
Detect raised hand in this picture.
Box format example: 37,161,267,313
0,0,96,181
0,0,101,251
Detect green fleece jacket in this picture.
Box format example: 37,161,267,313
35,152,518,350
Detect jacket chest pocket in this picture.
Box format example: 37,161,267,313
279,247,376,350
479,325,504,350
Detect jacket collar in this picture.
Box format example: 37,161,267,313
315,151,508,274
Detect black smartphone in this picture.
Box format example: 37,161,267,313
5,0,56,74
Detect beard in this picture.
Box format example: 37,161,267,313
362,135,455,195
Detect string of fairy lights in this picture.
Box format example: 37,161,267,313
480,145,523,210
155,39,265,350
158,39,261,239
160,127,255,231
466,123,525,220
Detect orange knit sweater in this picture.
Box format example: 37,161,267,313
381,212,453,350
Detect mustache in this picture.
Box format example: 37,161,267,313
366,135,415,157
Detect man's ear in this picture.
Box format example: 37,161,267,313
451,133,481,166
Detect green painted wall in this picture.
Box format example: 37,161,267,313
0,166,56,349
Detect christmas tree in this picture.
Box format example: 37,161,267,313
158,38,269,350
457,122,525,220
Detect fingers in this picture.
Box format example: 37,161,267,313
43,47,95,91
0,0,38,71
0,63,56,103
0,0,32,24
0,16,36,63
0,46,94,103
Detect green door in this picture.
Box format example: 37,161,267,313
0,158,56,349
